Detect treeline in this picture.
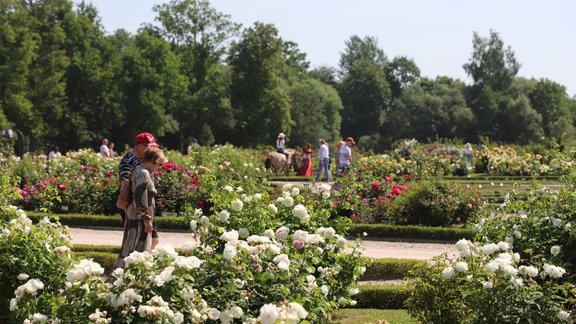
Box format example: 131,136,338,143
0,0,574,153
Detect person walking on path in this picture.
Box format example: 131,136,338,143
334,140,345,176
108,142,116,158
118,132,160,247
315,139,331,182
297,143,313,176
100,138,110,158
339,137,355,174
113,147,166,269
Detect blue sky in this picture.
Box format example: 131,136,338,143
81,0,575,96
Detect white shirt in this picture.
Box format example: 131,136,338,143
318,144,329,160
100,144,110,157
339,145,351,166
187,145,193,154
277,139,285,149
48,151,61,159
464,147,473,155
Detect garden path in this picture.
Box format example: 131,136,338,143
68,228,457,260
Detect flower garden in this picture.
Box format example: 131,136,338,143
0,140,575,322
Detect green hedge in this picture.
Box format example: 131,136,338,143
28,212,475,241
73,245,120,254
267,176,314,182
355,285,411,309
75,251,116,271
362,258,426,281
349,224,475,240
28,212,189,229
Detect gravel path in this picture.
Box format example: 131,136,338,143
68,228,457,260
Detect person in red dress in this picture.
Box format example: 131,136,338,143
297,143,313,176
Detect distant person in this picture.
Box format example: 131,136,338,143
108,142,116,158
187,139,199,155
48,146,61,159
315,139,331,182
334,140,345,176
339,137,355,174
276,133,286,154
118,132,160,248
100,138,110,158
464,143,474,163
114,147,166,269
297,143,313,176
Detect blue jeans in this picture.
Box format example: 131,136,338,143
315,158,331,181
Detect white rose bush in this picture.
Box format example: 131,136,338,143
2,171,365,322
407,188,576,323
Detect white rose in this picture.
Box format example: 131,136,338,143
259,304,280,324
283,196,294,207
551,245,561,256
231,199,244,212
558,310,570,321
322,191,331,199
219,210,230,222
223,244,237,260
238,228,250,239
224,186,233,192
454,262,468,272
293,230,308,242
273,254,291,270
323,227,335,239
292,204,309,222
455,239,471,252
497,241,510,251
275,227,289,240
267,204,278,215
207,308,221,320
190,220,197,231
442,267,455,279
220,230,239,243
230,306,243,318
335,236,347,249
291,187,300,196
17,273,29,281
482,281,493,289
263,229,275,238
481,243,499,255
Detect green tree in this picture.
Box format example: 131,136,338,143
153,0,239,148
529,79,572,138
389,77,473,141
387,56,420,99
339,59,390,141
229,22,292,147
308,65,338,88
59,2,123,150
115,30,188,145
288,77,342,146
499,95,544,144
339,35,387,75
463,30,521,92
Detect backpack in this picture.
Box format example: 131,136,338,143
116,170,133,210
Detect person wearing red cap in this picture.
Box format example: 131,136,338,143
118,132,160,248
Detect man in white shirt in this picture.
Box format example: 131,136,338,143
339,137,355,174
315,139,331,182
100,138,110,158
48,146,61,159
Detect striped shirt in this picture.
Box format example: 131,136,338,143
119,151,141,182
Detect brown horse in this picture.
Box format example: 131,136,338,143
265,149,299,175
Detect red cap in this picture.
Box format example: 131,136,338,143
135,132,159,147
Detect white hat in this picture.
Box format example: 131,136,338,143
278,133,286,138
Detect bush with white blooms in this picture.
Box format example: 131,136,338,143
406,187,576,323
4,179,365,323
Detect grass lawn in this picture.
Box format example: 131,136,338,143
332,309,417,324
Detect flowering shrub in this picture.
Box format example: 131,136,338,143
0,205,73,321
406,188,576,323
389,180,483,226
8,182,366,323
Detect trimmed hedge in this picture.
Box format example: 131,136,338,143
73,245,120,254
362,258,426,281
349,224,475,241
27,212,189,229
75,251,116,271
355,284,410,309
28,212,475,241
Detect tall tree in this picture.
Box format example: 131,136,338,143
339,35,387,76
387,56,420,99
115,30,188,145
463,30,521,92
229,22,292,147
288,77,342,146
529,79,571,138
153,0,239,148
